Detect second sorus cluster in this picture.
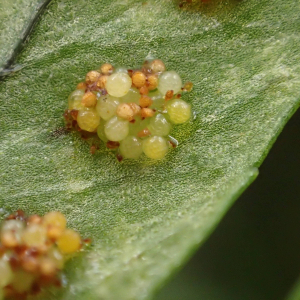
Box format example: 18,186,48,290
64,59,193,161
0,210,90,299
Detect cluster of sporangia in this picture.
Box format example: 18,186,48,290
0,210,89,299
64,59,193,161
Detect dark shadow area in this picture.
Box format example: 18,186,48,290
155,108,300,300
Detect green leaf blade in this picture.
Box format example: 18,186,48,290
0,0,49,72
286,277,300,300
0,0,300,299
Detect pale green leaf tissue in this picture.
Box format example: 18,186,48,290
0,0,299,299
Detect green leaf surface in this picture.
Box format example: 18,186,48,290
286,277,300,300
0,0,43,71
0,0,299,299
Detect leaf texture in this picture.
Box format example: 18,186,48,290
0,0,299,299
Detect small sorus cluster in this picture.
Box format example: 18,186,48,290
0,210,90,299
64,59,193,161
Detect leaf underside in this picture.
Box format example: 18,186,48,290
0,0,300,299
286,277,300,300
0,0,50,73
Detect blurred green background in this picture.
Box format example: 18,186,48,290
155,109,300,299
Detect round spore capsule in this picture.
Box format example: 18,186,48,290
150,59,166,73
77,109,100,132
11,270,35,293
97,119,108,142
1,220,24,246
105,72,132,98
148,90,165,109
166,99,191,124
132,71,146,88
39,257,56,276
129,117,150,136
148,89,164,101
43,211,67,230
56,229,81,254
0,259,13,288
120,88,140,104
1,219,24,232
96,95,120,121
105,116,129,141
143,136,169,159
120,136,143,159
148,114,171,136
158,71,182,96
22,224,47,247
100,63,114,75
68,90,85,110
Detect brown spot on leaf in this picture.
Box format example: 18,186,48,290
106,141,120,149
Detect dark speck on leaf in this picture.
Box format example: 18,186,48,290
50,127,70,138
117,154,123,162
